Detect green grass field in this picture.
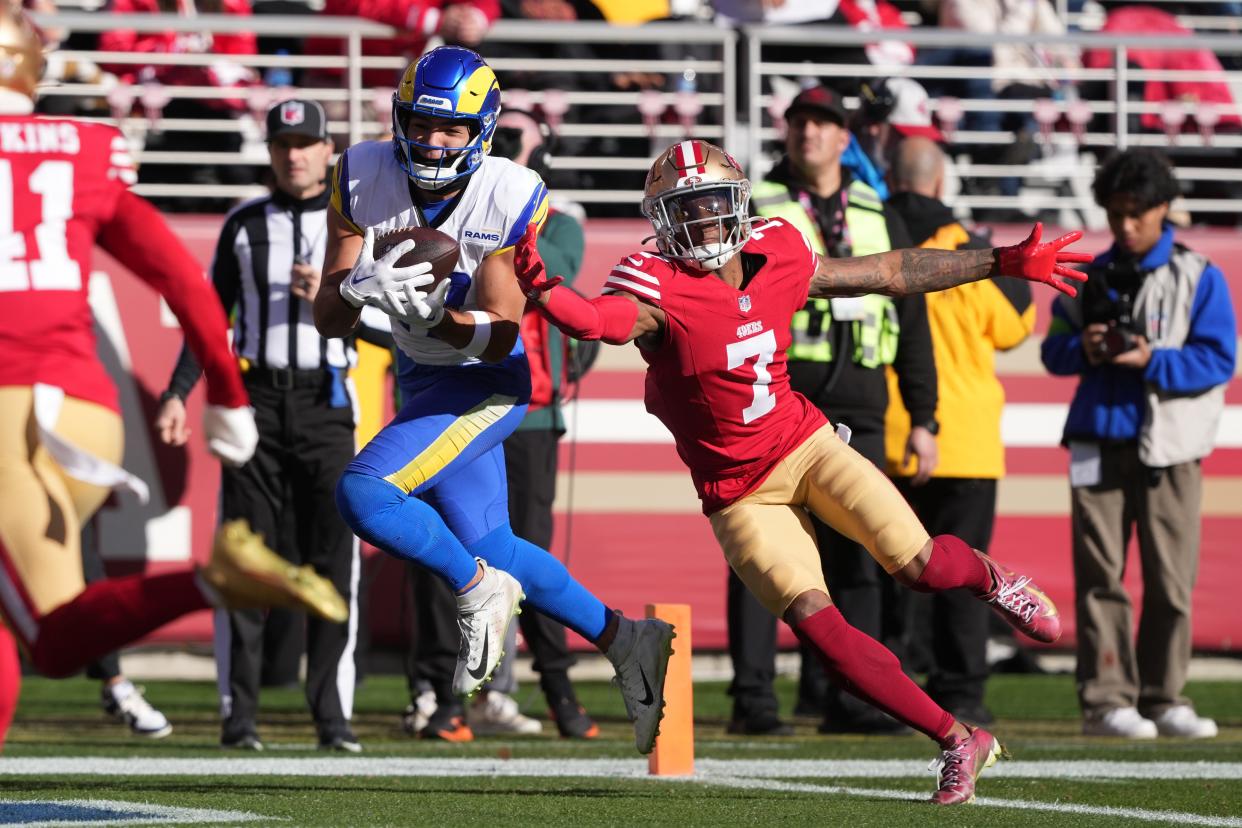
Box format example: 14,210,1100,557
2,671,1240,826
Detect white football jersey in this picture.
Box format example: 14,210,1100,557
331,142,549,366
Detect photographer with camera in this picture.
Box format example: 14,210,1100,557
1041,148,1236,740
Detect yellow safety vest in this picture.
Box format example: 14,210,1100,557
751,179,898,366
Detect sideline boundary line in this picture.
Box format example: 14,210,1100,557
2,757,1240,826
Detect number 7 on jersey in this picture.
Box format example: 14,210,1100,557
726,329,777,425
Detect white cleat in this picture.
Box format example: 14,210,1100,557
1152,705,1218,739
102,681,172,739
401,689,437,736
1082,706,1157,739
469,691,544,736
452,559,524,699
606,616,675,755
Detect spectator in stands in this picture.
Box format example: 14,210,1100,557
99,0,259,211
726,85,936,736
305,0,499,88
714,0,913,99
1081,5,1242,224
1082,5,1240,136
884,136,1036,727
1041,149,1236,740
926,0,1079,206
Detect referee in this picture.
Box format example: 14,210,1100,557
154,100,361,753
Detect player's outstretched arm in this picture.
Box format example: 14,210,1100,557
514,226,661,344
314,208,367,338
809,223,1091,299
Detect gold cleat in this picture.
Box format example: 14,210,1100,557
202,520,348,623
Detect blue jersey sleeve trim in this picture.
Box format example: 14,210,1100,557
501,181,549,250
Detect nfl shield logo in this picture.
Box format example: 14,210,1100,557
738,294,752,313
280,101,306,126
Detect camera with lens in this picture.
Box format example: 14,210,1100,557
1083,258,1144,359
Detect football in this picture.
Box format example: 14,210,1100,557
373,226,460,282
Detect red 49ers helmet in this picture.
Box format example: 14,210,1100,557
641,140,752,272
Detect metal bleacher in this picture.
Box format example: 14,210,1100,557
28,9,1242,225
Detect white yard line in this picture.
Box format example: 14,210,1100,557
6,757,1242,779
1,758,1240,826
700,776,1242,828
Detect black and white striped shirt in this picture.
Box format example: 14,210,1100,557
215,188,351,371
167,187,353,399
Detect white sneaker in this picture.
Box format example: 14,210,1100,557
102,681,172,739
606,616,675,755
1082,706,1157,739
469,691,543,735
401,689,437,736
1152,705,1218,739
452,559,524,698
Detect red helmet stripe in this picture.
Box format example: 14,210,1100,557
673,140,707,179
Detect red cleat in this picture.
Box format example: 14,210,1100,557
931,726,1005,805
977,552,1062,643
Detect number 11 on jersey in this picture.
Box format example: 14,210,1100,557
726,329,777,424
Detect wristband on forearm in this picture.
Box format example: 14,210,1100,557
458,310,492,359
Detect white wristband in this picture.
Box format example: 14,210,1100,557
459,310,492,359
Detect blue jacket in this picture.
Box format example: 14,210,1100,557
1040,225,1236,443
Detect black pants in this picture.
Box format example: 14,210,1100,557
895,477,997,711
726,427,897,721
80,518,120,683
218,378,358,736
406,428,577,703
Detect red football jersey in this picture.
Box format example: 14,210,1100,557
602,218,828,514
0,115,246,410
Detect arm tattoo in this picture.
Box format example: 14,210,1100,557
808,248,997,298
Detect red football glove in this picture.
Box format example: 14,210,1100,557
995,223,1093,297
514,224,563,299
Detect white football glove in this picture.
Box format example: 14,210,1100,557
390,279,452,329
339,226,435,310
203,405,259,468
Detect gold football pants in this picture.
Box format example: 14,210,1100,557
0,386,123,648
709,424,929,617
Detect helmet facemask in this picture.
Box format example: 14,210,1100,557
392,103,495,191
643,179,752,272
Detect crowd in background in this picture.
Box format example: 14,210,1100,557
23,0,1242,222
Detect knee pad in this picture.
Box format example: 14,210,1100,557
335,472,405,539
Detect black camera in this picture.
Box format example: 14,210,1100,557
1084,258,1144,358
1099,325,1137,358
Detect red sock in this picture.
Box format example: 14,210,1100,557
795,606,954,744
29,570,209,679
910,534,991,595
0,625,19,752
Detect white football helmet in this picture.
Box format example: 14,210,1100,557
641,140,752,272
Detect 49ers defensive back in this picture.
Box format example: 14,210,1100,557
516,138,1091,805
0,7,346,750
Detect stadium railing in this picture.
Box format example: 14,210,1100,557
745,24,1242,226
29,12,1242,223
